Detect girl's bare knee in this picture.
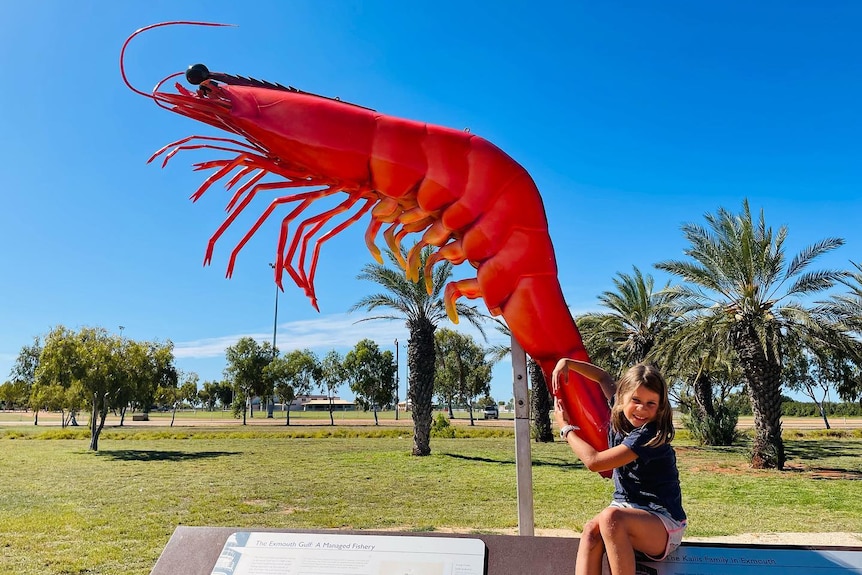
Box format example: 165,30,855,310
579,518,603,548
597,506,627,536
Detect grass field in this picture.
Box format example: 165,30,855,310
0,418,860,575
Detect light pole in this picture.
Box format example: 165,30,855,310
119,325,125,339
394,339,399,421
267,262,279,418
403,342,409,412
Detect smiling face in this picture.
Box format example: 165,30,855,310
622,384,661,428
610,364,675,444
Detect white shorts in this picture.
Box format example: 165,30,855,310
609,500,687,560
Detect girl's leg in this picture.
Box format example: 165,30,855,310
596,506,667,575
575,516,605,575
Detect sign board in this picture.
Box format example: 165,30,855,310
626,543,862,575
210,532,487,575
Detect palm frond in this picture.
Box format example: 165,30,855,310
785,238,846,278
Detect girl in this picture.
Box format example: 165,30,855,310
552,359,686,575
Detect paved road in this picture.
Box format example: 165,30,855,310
2,411,860,430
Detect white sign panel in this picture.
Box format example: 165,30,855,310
630,544,862,575
211,532,486,575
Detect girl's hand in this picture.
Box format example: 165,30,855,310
553,398,570,428
551,358,570,395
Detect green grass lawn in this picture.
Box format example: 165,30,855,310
0,425,860,575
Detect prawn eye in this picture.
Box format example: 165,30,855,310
186,63,210,85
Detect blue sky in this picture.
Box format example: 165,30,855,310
1,1,860,405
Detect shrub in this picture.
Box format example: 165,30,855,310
683,404,739,446
430,413,455,438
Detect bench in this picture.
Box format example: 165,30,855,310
149,526,862,575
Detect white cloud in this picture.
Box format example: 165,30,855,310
173,311,510,360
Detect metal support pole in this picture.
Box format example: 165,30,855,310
394,339,399,421
267,263,279,418
511,334,534,535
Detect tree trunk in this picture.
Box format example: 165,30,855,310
693,372,715,418
408,319,435,456
89,394,99,451
530,359,554,442
329,394,334,426
819,405,831,430
736,326,785,469
805,381,831,430
89,395,108,452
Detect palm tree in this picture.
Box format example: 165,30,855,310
351,246,486,456
576,266,679,371
829,260,862,333
656,200,848,469
652,313,743,445
486,319,554,442
818,260,862,404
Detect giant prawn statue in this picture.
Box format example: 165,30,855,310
122,22,611,463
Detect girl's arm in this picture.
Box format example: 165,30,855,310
552,358,617,401
554,399,636,473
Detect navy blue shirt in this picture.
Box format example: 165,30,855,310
610,422,686,522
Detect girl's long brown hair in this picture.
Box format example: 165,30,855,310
610,363,674,447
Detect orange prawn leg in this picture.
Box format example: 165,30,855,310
443,279,483,323
421,220,453,247
364,218,385,264
211,183,339,273
288,194,365,293
307,198,376,305
423,240,469,295
383,223,407,269
296,196,375,303
404,220,453,280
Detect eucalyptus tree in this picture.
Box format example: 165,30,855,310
35,326,170,450
10,337,41,423
318,350,345,425
223,337,276,425
344,339,396,425
656,200,849,469
434,328,492,425
199,380,219,411
265,349,320,425
0,380,28,410
351,246,486,456
782,345,834,429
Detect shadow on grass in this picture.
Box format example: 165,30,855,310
442,452,581,469
785,440,862,461
784,440,862,478
96,449,238,462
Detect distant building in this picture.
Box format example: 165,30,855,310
284,394,354,411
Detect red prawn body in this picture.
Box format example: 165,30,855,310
123,23,611,460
